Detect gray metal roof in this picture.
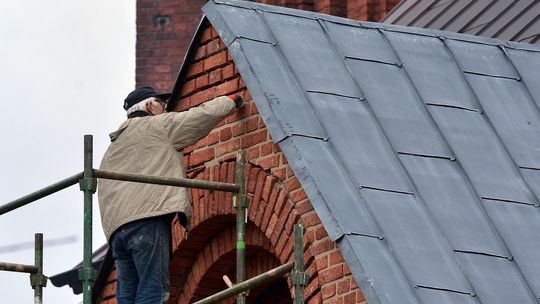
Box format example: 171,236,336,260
383,0,540,44
200,0,540,303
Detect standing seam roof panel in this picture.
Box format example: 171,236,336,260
198,1,540,303
384,0,540,44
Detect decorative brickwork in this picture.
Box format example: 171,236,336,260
101,1,401,301
99,22,365,303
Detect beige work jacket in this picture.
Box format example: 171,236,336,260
98,96,236,241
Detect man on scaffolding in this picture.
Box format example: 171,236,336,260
98,87,243,304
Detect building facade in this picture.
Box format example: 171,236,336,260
96,1,398,303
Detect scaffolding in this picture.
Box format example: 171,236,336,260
0,135,308,304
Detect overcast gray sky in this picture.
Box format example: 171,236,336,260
0,1,135,302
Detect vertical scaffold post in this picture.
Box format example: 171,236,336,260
234,150,248,304
293,224,309,304
31,233,46,304
80,135,97,304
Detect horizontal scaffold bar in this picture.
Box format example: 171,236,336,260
0,172,84,215
194,261,294,304
0,262,37,274
94,169,240,193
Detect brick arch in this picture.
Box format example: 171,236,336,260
177,225,281,304
168,161,322,303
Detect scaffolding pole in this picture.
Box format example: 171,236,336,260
0,135,309,304
94,170,239,192
293,225,309,304
0,173,83,216
0,233,47,304
194,262,294,304
234,150,248,304
194,224,307,304
32,233,46,304
79,135,97,304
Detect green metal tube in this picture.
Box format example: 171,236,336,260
0,262,37,274
94,169,240,193
294,225,305,304
193,262,294,304
0,172,83,215
34,233,43,304
80,135,96,304
235,151,247,304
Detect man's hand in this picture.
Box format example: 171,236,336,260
228,94,244,108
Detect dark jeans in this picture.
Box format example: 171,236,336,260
111,217,170,304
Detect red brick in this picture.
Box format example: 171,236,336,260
209,68,222,85
175,97,191,111
204,51,227,71
327,296,344,304
247,166,261,194
194,44,207,60
250,101,259,115
291,188,308,202
222,64,235,79
274,167,286,181
320,265,344,284
286,177,301,191
343,291,356,304
275,230,289,255
259,155,279,170
210,27,219,39
258,142,272,156
303,211,322,228
312,238,334,256
195,74,209,89
191,89,215,106
181,79,196,97
232,122,245,136
102,282,116,299
200,27,213,43
186,61,204,78
266,214,279,238
315,225,327,240
206,38,223,55
219,127,232,141
270,209,288,244
215,78,239,96
322,284,336,299
207,131,219,146
337,278,351,295
189,148,215,167
239,78,246,90
246,117,259,132
216,138,240,157
246,146,260,160
241,130,267,148
260,199,276,232
357,289,365,302
279,236,295,262
261,176,276,203
316,255,329,271
330,251,345,266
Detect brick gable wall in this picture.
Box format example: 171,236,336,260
171,25,365,303
98,0,401,302
98,23,367,303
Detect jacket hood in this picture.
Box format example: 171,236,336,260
109,119,133,142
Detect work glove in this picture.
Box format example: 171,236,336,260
228,94,244,108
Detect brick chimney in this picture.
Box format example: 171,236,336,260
136,0,399,91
